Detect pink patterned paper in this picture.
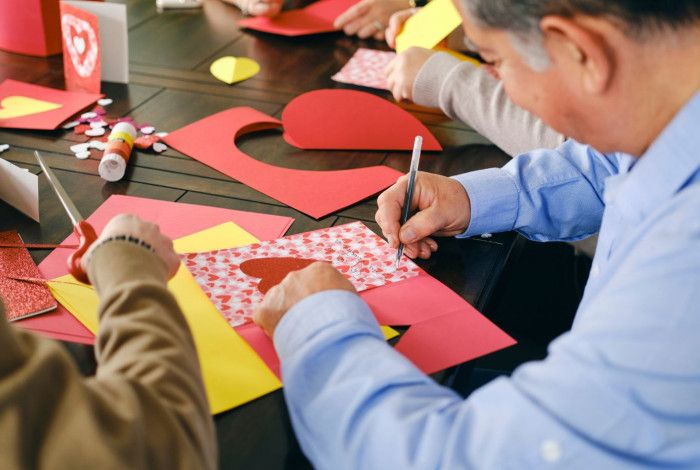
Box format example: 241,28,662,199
332,48,396,90
182,222,419,327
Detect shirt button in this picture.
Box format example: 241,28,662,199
540,439,563,463
590,263,600,278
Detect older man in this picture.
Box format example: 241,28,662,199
255,1,700,468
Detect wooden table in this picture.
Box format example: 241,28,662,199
0,0,517,467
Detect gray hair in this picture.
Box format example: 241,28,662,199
462,0,700,71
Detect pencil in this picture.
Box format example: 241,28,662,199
395,136,422,270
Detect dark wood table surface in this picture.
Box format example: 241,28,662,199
0,0,519,467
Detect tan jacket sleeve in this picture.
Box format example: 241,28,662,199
0,241,216,470
413,52,566,157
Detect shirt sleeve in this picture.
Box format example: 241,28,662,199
455,140,627,241
275,206,700,468
0,241,216,470
412,51,566,157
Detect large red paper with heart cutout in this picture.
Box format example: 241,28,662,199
282,89,442,151
0,79,101,130
60,2,101,93
239,0,357,36
182,222,421,326
163,107,403,219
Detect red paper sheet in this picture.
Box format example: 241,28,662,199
227,272,516,379
282,89,442,151
60,2,102,94
0,0,62,57
0,79,101,130
163,107,402,219
17,195,294,341
239,0,357,36
395,309,516,374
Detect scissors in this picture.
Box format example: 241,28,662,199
34,151,98,284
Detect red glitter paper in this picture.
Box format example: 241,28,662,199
0,231,56,321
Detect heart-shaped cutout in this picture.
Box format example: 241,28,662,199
240,257,317,294
0,96,62,120
61,13,99,79
210,56,260,85
73,35,86,55
281,89,442,151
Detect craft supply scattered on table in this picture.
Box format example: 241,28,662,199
163,106,401,219
332,48,396,90
0,79,101,130
183,221,420,326
0,231,56,321
281,89,442,151
239,0,358,36
210,56,260,84
98,121,136,181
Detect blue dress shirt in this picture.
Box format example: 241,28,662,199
273,91,700,469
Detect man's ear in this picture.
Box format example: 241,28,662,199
539,15,615,95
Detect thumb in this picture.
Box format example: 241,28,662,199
399,206,445,244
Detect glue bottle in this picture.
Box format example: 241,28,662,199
98,122,137,182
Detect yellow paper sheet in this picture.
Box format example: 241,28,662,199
49,222,281,414
173,221,258,253
395,0,462,53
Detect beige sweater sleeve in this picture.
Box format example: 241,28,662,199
413,52,566,157
0,241,216,470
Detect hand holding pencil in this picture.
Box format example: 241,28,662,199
375,152,473,261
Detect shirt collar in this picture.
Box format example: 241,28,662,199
609,89,700,223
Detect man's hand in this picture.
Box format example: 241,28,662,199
385,7,417,49
375,172,471,260
82,214,181,279
254,262,356,337
334,0,410,40
385,46,434,102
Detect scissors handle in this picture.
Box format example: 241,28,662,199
67,221,98,284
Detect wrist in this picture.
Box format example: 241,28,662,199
83,234,155,273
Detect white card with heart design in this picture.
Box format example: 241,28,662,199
60,1,128,93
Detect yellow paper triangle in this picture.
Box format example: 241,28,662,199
395,0,462,53
210,56,260,85
0,96,62,120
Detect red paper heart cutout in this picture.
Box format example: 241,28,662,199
281,89,442,151
240,257,317,294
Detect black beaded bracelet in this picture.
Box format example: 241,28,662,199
96,234,155,253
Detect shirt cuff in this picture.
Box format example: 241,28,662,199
273,290,382,361
412,52,464,109
452,168,520,237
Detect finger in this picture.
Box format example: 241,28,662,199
343,18,366,36
426,237,438,252
374,29,384,41
357,22,379,39
334,0,369,28
375,179,407,246
399,206,446,245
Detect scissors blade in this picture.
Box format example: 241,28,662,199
34,151,84,226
